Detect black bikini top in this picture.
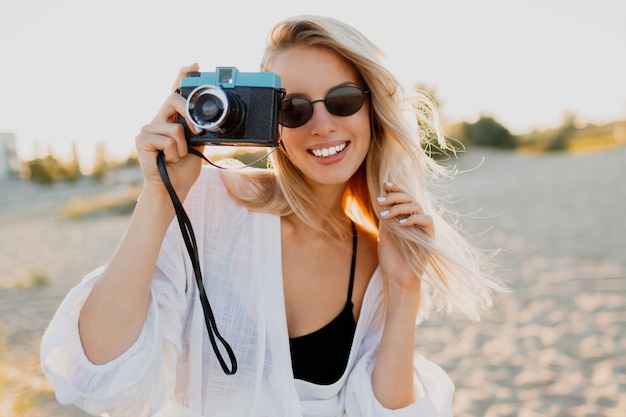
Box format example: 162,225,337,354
289,221,357,385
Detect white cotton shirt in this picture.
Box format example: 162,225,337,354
40,166,454,417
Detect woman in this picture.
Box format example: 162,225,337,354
41,15,503,417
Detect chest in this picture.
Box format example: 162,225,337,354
281,226,378,339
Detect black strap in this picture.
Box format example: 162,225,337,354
156,150,237,375
347,220,357,304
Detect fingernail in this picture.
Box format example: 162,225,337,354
376,196,386,202
173,157,181,164
385,181,393,187
399,218,407,224
380,210,390,217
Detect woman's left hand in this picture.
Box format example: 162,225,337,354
376,182,434,292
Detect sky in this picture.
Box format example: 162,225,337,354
1,0,625,169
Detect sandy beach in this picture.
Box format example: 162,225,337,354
1,147,624,416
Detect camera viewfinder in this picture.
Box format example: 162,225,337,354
219,68,234,85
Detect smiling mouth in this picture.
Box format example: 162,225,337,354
309,142,348,158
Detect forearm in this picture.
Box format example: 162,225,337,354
78,192,176,364
371,285,421,409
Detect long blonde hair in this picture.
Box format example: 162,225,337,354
222,15,505,321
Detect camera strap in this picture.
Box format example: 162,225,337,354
156,149,238,375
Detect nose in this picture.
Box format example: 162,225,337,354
308,100,337,135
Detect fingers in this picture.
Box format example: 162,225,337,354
151,89,202,132
152,91,188,124
136,64,205,167
140,93,190,165
376,182,435,237
156,66,204,130
137,121,188,164
171,63,200,93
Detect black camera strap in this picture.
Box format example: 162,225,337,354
156,149,237,375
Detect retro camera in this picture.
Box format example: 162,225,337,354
178,67,284,147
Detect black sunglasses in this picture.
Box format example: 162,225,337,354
279,85,370,128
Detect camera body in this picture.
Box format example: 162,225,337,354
178,67,283,147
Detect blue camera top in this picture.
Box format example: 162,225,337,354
180,67,281,89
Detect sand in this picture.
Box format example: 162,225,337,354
0,147,624,416
419,147,626,416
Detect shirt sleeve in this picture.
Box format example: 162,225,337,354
39,179,209,417
343,274,455,417
344,350,454,417
39,229,191,417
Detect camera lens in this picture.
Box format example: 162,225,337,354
192,94,224,124
186,85,246,137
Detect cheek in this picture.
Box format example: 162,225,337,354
278,130,303,157
352,109,372,145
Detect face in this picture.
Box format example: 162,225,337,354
269,46,371,190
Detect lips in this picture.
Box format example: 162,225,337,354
309,142,348,158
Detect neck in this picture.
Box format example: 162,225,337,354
306,181,347,217
285,181,354,243
283,212,353,248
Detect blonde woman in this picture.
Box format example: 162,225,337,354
41,15,504,417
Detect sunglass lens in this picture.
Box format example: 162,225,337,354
280,98,312,128
279,86,367,128
325,86,365,116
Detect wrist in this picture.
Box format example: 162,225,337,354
385,282,422,319
135,188,177,222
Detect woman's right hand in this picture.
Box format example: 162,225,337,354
78,65,208,364
135,63,205,201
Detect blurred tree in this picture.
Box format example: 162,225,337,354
560,111,578,129
62,142,82,182
121,153,140,167
545,111,578,151
27,154,63,184
461,115,516,149
91,141,108,181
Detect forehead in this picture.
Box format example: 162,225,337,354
269,46,361,94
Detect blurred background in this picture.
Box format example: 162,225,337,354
1,0,624,416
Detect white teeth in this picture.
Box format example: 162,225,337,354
311,143,347,157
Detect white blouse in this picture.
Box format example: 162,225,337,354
40,167,454,417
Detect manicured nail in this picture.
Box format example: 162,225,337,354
385,182,393,187
376,196,386,202
380,210,390,217
399,218,407,224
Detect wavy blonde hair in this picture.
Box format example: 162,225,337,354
221,15,505,321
